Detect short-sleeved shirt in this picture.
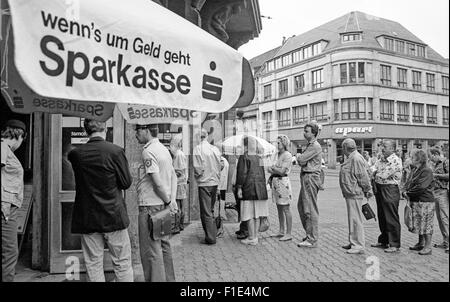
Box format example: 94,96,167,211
274,151,292,175
136,138,174,206
193,140,221,187
173,149,188,185
432,159,449,191
374,153,403,185
1,139,24,208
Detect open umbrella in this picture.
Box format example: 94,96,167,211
221,134,276,157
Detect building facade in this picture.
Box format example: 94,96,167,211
245,11,449,168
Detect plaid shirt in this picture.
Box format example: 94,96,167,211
374,153,402,185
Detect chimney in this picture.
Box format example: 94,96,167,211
282,36,287,45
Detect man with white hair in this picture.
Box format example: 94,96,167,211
193,128,222,245
339,138,373,254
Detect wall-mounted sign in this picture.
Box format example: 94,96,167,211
335,126,373,137
117,103,201,125
8,0,254,114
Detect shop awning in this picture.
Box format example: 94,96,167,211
2,0,255,121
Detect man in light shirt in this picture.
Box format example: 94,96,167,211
371,139,403,253
135,124,178,282
193,128,222,245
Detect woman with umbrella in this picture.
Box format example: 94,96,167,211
268,135,294,242
235,136,269,245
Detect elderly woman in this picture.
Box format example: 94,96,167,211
236,136,269,245
169,134,188,233
403,149,436,255
268,135,293,242
1,120,27,282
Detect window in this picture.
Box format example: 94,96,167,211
312,69,323,89
263,84,272,101
310,101,327,121
385,38,394,51
358,62,365,83
412,71,422,90
294,74,305,93
412,103,424,123
443,106,449,125
380,65,392,86
266,61,274,72
380,99,394,121
426,105,437,124
442,76,449,95
417,45,425,57
282,54,291,67
312,42,322,56
397,102,409,122
341,98,366,120
263,111,273,129
334,100,340,120
293,105,308,125
342,33,361,42
303,46,312,60
395,40,405,53
340,63,347,84
275,57,283,69
426,73,435,92
349,62,357,83
397,68,407,88
277,109,291,127
278,79,288,97
367,98,373,120
407,43,416,56
292,50,301,63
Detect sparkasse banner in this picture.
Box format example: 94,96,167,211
8,0,253,113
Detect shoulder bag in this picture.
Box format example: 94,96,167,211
149,206,173,240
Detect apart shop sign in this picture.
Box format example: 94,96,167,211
5,0,254,120
335,126,374,137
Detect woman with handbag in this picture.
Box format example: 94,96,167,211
403,149,436,256
268,135,293,242
236,136,269,246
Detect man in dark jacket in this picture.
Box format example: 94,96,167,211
68,119,133,282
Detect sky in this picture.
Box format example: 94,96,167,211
238,0,449,60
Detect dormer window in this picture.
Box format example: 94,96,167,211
342,33,362,42
379,35,427,58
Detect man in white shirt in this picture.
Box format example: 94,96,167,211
135,124,178,282
193,128,222,245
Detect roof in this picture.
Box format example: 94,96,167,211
258,11,447,65
249,46,281,70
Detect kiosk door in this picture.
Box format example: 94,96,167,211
48,115,119,274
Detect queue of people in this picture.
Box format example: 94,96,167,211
2,118,448,282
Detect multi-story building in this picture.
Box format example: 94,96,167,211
246,11,449,168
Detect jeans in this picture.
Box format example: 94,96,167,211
374,184,401,248
138,205,175,282
433,189,449,245
198,186,218,243
80,228,133,282
298,172,321,243
2,204,18,282
345,197,365,250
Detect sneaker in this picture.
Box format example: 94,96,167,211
445,248,449,254
279,235,293,242
384,247,400,253
346,248,365,254
270,233,285,238
297,240,317,248
433,242,449,249
371,243,388,249
241,238,258,246
418,248,432,255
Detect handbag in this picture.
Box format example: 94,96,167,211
361,202,377,221
149,207,173,240
259,216,270,232
404,201,415,233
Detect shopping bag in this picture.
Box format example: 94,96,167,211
259,216,270,232
404,202,415,233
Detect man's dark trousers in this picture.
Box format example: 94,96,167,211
199,186,218,244
374,183,401,248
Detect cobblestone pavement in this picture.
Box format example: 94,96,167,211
170,168,449,282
